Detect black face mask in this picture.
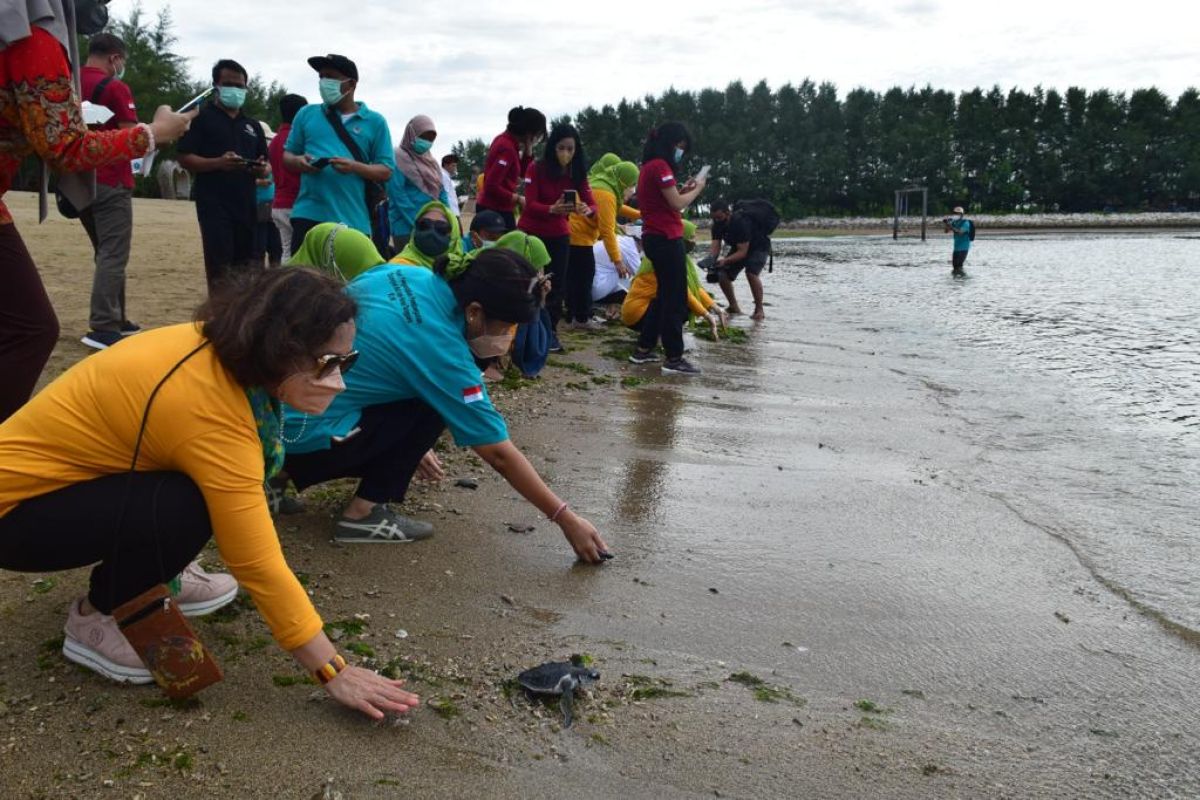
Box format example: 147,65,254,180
73,0,110,36
413,228,450,258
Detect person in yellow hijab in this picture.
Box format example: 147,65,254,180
566,153,640,329
621,220,728,339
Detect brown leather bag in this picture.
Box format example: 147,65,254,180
114,584,223,699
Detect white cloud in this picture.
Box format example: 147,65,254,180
123,0,1200,155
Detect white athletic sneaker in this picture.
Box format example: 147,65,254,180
176,561,239,617
62,598,153,684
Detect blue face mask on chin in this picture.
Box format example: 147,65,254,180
674,147,685,164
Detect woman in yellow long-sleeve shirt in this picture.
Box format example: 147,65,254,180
622,221,728,338
567,153,641,328
0,268,418,720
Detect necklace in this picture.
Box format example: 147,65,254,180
281,412,308,444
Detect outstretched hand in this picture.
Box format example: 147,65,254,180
558,510,611,564
323,665,420,720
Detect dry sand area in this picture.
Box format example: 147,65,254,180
1,192,1199,799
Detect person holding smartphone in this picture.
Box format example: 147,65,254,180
516,124,596,347
628,122,706,375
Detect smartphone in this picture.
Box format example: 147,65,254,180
177,86,214,113
694,165,711,183
309,157,332,169
562,189,577,206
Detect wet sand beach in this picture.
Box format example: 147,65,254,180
1,193,1198,799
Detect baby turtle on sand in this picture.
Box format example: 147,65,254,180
517,661,600,727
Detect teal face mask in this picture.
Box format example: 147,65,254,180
673,147,685,164
412,139,433,155
319,78,347,106
217,86,247,110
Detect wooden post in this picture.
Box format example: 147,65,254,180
920,188,928,241
893,190,900,240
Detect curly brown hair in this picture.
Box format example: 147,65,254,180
197,268,357,389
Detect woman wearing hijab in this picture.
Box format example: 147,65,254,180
490,230,553,378
287,222,386,283
567,154,640,330
0,0,194,421
387,115,449,252
389,200,463,269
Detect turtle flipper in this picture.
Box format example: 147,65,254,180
559,688,575,727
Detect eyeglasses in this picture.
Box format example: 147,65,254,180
313,350,359,379
416,218,452,236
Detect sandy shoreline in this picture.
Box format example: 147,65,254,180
2,193,1199,798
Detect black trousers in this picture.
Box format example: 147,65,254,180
288,216,321,260
952,250,968,271
196,199,257,290
566,244,596,323
0,472,213,614
0,223,59,422
637,234,688,360
539,234,570,329
284,400,446,505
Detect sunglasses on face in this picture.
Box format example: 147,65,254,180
313,350,359,380
416,218,451,235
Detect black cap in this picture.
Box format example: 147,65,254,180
470,210,507,234
307,54,358,81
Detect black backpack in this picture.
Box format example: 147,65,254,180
731,198,781,272
968,219,977,241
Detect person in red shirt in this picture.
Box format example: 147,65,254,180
629,122,707,375
269,93,307,258
517,123,596,342
77,33,140,351
477,106,546,231
0,10,193,421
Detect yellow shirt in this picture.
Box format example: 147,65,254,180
569,189,642,261
621,270,714,328
0,324,322,650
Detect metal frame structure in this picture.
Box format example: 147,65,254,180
892,186,929,240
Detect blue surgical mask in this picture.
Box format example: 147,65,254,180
217,86,247,110
674,147,685,164
412,139,433,155
319,78,347,106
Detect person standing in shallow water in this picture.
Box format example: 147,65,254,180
944,205,973,276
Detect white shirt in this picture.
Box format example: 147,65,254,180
440,167,461,216
592,235,642,302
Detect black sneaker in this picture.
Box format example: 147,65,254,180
662,357,701,376
120,320,142,336
265,476,306,516
81,330,124,350
628,349,661,364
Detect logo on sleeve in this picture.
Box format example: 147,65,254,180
462,385,484,404
660,175,674,183
498,159,509,167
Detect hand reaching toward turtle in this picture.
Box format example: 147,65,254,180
557,509,611,563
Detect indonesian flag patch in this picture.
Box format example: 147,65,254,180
462,385,484,404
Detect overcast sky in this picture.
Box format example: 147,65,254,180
129,0,1198,155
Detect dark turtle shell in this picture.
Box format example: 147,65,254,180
517,661,600,695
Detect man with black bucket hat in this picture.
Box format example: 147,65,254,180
283,54,394,254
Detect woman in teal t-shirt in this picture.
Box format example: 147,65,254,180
280,248,611,563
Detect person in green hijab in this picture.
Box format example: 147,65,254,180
623,220,727,339
566,153,641,329
389,200,463,269
285,222,386,282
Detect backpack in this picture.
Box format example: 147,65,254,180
732,199,781,243
968,219,977,241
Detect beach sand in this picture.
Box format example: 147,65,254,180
1,192,1198,799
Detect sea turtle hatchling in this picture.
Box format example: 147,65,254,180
516,661,600,727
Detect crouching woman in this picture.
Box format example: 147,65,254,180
0,268,417,719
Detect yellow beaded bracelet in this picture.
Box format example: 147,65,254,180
314,653,347,685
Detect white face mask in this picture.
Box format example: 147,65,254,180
468,332,513,359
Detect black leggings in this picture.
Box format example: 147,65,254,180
637,234,688,360
566,244,596,323
0,472,213,614
537,234,570,330
284,400,446,505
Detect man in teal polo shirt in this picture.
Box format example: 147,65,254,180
283,54,394,255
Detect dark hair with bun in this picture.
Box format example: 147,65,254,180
433,249,540,325
197,267,357,389
506,106,547,139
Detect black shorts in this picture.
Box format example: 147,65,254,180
952,250,969,269
722,248,769,280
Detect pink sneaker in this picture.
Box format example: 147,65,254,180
62,598,153,684
176,561,239,617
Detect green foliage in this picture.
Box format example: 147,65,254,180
456,80,1200,214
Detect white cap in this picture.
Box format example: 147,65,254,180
952,206,964,214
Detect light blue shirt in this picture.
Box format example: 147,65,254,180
387,169,450,237
282,265,509,453
950,218,972,252
285,102,395,235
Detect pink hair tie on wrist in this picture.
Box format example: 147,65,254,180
549,502,569,523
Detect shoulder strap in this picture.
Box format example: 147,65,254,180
90,76,114,105
323,105,367,163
